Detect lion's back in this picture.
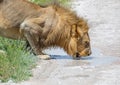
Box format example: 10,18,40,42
0,0,43,39
0,0,41,27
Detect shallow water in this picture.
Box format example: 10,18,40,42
44,47,120,66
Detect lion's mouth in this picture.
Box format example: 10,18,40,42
76,52,81,58
72,48,91,59
75,48,91,58
80,48,91,56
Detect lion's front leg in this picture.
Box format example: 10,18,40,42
20,19,50,60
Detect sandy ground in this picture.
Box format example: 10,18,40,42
1,49,120,85
0,0,120,85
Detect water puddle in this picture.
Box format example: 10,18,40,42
44,48,120,67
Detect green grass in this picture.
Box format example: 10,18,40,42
0,37,37,82
30,0,69,5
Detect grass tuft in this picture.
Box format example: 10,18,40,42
30,0,69,5
0,37,37,82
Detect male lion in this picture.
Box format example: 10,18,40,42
0,0,91,59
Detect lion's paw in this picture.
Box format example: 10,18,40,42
37,55,51,60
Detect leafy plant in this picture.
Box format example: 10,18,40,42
0,37,37,82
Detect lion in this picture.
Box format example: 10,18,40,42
0,0,91,59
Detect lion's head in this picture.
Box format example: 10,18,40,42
67,19,91,58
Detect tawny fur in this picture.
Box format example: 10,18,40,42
0,0,91,59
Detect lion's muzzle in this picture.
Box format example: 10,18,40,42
76,48,91,58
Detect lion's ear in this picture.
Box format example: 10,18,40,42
71,25,77,37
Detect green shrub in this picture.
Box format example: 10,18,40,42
0,37,37,82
